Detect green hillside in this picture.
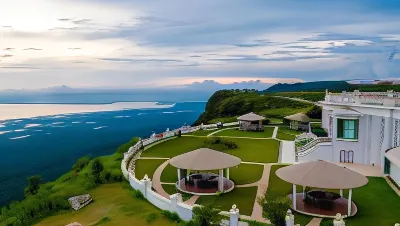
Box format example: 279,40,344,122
194,90,315,124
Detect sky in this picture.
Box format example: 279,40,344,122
0,0,399,89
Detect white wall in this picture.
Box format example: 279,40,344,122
321,109,331,130
297,143,333,163
390,162,400,186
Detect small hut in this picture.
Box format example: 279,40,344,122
284,113,310,131
237,112,265,131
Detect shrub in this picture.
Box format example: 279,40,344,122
100,170,111,182
258,196,291,226
262,119,271,125
24,175,41,197
161,210,182,223
72,156,91,172
133,190,145,200
110,169,123,182
203,137,238,150
306,105,322,119
192,205,222,226
145,212,158,223
91,159,104,184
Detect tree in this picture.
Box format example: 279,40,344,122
24,175,41,196
306,105,322,119
192,205,222,226
258,196,291,226
72,156,91,172
91,159,104,184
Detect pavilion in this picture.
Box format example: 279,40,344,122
284,113,311,131
276,160,368,218
237,112,265,131
169,148,241,195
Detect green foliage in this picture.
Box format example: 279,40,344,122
191,205,222,226
306,105,322,119
72,156,91,172
320,219,334,226
24,175,41,197
194,90,313,124
116,137,140,154
257,196,291,226
145,212,159,223
265,81,351,92
133,189,145,200
267,92,325,102
161,210,182,223
203,137,238,150
91,159,104,184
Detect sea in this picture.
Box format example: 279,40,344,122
0,101,206,206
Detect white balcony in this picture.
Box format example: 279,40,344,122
323,90,400,108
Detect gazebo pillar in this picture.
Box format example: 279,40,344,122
347,189,353,216
177,168,181,184
292,184,297,210
218,169,224,191
340,189,343,197
226,168,230,180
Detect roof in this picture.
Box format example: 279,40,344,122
276,160,368,189
169,148,241,170
237,112,265,121
284,113,310,123
385,147,400,167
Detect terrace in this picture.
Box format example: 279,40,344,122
323,90,400,107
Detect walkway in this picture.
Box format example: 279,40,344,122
272,126,278,138
184,195,199,205
250,164,272,223
279,141,296,164
152,160,171,199
306,218,322,226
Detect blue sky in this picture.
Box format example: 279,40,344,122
0,0,399,89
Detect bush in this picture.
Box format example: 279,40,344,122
145,212,158,223
262,119,271,125
133,189,145,200
192,205,222,226
258,196,291,226
91,159,104,184
72,156,91,172
24,175,41,197
100,170,111,182
110,169,123,182
306,105,322,119
161,210,182,223
203,137,238,150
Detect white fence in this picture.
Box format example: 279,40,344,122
324,90,400,107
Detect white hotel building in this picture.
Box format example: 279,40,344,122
296,90,400,186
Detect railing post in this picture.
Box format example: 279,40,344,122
285,209,294,226
229,205,239,226
141,175,152,198
170,193,182,213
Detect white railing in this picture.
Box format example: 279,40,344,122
324,90,400,107
296,137,332,155
295,133,317,141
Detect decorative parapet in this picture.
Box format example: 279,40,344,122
324,90,400,107
296,137,332,154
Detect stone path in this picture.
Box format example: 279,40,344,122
279,141,296,164
184,195,199,206
152,160,171,199
250,164,272,223
272,126,278,138
306,218,322,226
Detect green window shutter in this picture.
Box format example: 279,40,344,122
354,119,359,139
337,119,343,138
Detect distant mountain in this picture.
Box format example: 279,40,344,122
264,81,351,92
185,80,272,91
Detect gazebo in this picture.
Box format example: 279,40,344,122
276,160,368,218
169,148,241,195
284,113,311,131
237,112,265,131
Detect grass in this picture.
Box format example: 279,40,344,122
35,183,177,226
276,127,302,141
142,136,280,163
160,164,178,183
196,187,258,216
189,129,218,136
135,159,167,180
161,184,193,202
230,163,264,185
212,127,274,138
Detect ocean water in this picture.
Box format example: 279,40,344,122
0,101,206,206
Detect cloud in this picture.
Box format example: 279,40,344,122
23,48,43,51
1,54,13,58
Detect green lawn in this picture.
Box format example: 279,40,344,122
142,136,280,163
135,159,167,180
196,187,258,216
160,164,178,183
230,163,264,185
36,183,178,226
189,129,219,136
141,137,205,158
276,127,301,141
212,127,274,138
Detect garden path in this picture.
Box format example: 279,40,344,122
279,141,296,164
152,160,171,199
306,217,322,226
272,126,278,138
250,164,272,223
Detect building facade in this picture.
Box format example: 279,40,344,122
297,90,400,185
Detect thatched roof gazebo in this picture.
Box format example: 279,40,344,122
276,160,368,217
170,148,241,195
237,112,265,131
284,113,311,131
